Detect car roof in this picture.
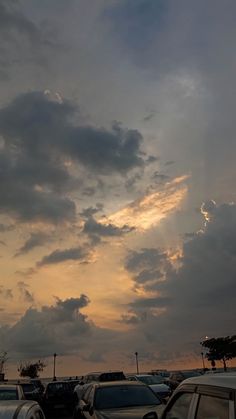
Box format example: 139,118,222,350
0,384,20,389
91,380,146,388
46,381,69,385
84,370,124,377
180,373,236,389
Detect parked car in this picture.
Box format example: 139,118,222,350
161,372,236,419
167,371,201,390
82,371,126,384
75,380,165,419
127,374,171,400
30,379,45,394
74,383,93,408
0,384,25,400
42,380,74,413
65,379,82,391
0,400,45,419
18,382,42,402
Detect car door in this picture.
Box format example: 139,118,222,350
194,385,234,419
79,385,96,418
161,390,195,419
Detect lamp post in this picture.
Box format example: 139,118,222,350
201,352,206,370
53,353,57,381
135,352,139,374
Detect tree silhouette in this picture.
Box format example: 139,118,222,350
18,360,46,379
201,335,236,371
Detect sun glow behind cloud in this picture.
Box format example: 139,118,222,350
105,175,189,231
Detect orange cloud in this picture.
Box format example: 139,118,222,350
105,175,189,231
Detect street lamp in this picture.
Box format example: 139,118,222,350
53,353,57,381
201,352,206,370
135,352,139,374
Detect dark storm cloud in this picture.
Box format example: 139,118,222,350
125,248,172,292
131,297,172,309
37,246,89,267
56,295,90,313
0,295,119,359
152,172,170,183
0,0,53,79
80,204,103,218
0,295,92,357
83,216,134,243
15,232,51,256
0,91,144,223
0,0,39,42
122,202,236,356
0,91,143,173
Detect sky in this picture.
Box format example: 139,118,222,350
0,0,236,379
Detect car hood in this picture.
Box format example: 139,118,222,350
95,404,164,419
148,384,170,393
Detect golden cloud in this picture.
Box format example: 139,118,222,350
104,175,189,231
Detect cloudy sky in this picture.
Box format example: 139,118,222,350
0,0,236,378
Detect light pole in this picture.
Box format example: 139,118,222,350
201,352,206,370
53,353,57,381
135,352,139,374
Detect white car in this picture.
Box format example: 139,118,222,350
0,385,25,400
127,374,171,400
161,372,236,419
0,400,45,419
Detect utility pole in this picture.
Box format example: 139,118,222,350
53,353,57,381
201,352,206,370
135,352,139,374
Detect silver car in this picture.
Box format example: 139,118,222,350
0,384,25,400
0,400,45,419
161,372,236,419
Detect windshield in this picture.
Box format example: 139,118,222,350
0,389,18,400
138,375,163,385
95,385,161,409
21,384,35,392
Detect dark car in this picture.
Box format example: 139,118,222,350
75,380,165,419
167,371,201,390
43,380,74,413
82,371,126,384
30,379,45,394
19,382,42,403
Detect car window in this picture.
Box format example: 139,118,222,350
0,389,18,400
196,395,229,419
94,385,161,409
163,392,193,419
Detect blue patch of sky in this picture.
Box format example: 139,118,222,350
104,0,168,53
